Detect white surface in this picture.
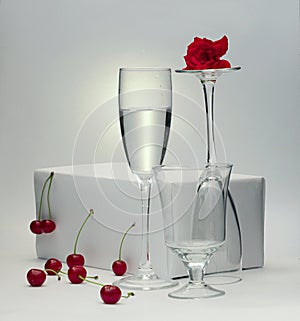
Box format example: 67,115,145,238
1,225,299,321
34,163,265,277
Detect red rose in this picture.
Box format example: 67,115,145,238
183,35,231,70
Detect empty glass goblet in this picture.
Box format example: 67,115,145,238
153,163,232,298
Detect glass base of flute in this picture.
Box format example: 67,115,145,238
113,268,178,291
113,175,178,291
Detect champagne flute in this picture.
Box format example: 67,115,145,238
114,67,177,290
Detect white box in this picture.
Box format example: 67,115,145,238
34,163,265,278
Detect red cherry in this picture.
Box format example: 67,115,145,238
44,258,62,275
26,269,46,287
41,220,56,233
30,220,43,234
112,260,127,276
100,285,122,304
112,222,135,276
66,254,85,268
67,266,87,284
66,209,94,267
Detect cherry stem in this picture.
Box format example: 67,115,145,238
73,209,94,254
37,172,54,221
86,275,99,280
44,268,61,281
59,270,67,275
52,269,98,280
78,276,134,299
47,172,54,220
122,292,135,299
118,222,135,261
79,275,104,286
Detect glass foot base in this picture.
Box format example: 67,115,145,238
113,271,178,291
168,282,225,299
205,274,242,285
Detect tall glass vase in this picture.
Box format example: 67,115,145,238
175,67,242,281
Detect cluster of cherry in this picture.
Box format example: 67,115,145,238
29,172,56,234
27,172,135,304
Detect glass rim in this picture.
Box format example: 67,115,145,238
119,67,171,72
153,163,233,172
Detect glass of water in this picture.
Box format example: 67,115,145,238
114,68,177,290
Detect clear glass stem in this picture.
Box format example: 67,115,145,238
184,254,210,285
187,263,205,284
200,78,243,279
138,178,154,274
113,175,177,290
201,80,218,164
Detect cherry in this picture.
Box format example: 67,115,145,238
100,285,122,304
74,272,134,304
66,209,94,268
66,254,84,268
112,260,127,276
67,266,99,285
112,222,135,276
26,268,46,287
41,219,56,234
29,220,43,234
44,258,62,275
30,171,55,234
67,266,87,284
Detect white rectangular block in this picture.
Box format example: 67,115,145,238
34,163,265,278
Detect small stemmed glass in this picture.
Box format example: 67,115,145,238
153,163,232,298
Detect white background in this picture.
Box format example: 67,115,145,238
0,1,299,315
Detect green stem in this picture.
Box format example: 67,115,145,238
59,270,67,275
47,172,54,220
122,292,135,299
78,276,134,298
86,275,98,280
44,268,61,281
73,209,94,254
37,172,54,221
79,275,104,286
118,222,135,260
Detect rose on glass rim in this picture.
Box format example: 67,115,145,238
183,35,231,70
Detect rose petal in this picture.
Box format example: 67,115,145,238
213,35,229,58
215,59,231,68
202,37,214,45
